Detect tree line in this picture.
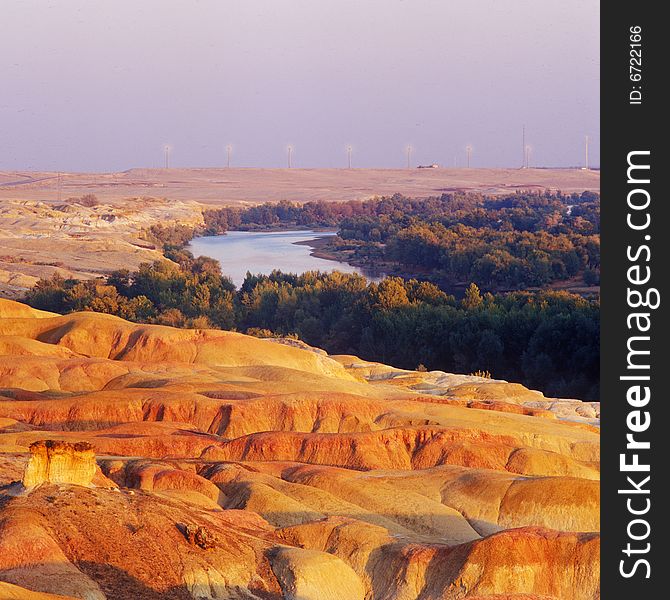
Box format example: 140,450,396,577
199,191,600,290
24,255,599,400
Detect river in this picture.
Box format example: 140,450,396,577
187,230,382,288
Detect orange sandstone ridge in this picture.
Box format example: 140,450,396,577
0,298,600,599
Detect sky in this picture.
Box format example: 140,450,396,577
1,0,599,171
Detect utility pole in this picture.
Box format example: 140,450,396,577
522,125,526,168
57,172,61,202
226,145,232,168
585,135,589,170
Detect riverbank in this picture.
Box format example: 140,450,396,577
294,234,341,261
299,234,600,298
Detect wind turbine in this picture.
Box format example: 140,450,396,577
287,145,293,168
226,145,232,168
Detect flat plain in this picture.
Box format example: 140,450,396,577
0,167,600,205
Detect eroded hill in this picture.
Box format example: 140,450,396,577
0,197,203,297
0,299,599,600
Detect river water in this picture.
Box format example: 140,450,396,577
187,230,381,288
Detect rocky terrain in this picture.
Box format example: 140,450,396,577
0,298,599,599
0,197,203,297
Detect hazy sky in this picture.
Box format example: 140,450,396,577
1,0,599,171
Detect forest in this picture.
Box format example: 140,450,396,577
200,191,600,291
24,253,599,400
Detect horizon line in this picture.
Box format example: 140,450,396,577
1,165,601,175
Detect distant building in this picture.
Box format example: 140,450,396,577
417,164,439,169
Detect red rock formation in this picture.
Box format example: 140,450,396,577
0,299,599,598
22,441,97,488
